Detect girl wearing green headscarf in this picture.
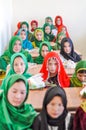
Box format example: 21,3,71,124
70,60,86,87
43,23,55,42
1,53,32,90
56,32,66,50
0,74,37,129
34,41,52,64
20,21,34,42
32,28,44,48
0,36,33,71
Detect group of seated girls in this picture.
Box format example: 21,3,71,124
0,16,86,129
0,46,86,129
12,15,82,69
0,52,86,129
13,16,77,52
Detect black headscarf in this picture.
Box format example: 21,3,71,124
60,37,81,62
39,86,68,130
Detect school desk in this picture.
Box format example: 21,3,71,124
26,87,86,111
29,48,39,59
28,64,75,77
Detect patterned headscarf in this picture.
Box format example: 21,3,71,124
40,51,70,87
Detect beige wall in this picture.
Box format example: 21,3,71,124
12,0,86,59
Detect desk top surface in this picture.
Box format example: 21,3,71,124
28,64,75,77
26,87,86,111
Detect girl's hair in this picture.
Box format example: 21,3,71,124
77,69,86,74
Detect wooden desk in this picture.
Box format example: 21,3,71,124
28,64,74,77
26,87,86,111
28,64,42,75
29,48,39,59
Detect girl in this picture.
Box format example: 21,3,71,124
1,53,32,89
71,60,86,87
34,41,51,64
73,100,86,130
40,51,70,87
18,28,33,50
20,21,33,42
32,28,44,48
30,20,38,32
60,37,81,68
14,21,21,35
43,23,55,42
0,74,37,129
45,16,57,37
0,36,33,71
55,15,70,37
56,32,66,50
32,86,73,130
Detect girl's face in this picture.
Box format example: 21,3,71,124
45,26,51,34
13,40,22,53
56,18,61,25
41,45,49,58
21,24,28,31
77,73,86,82
63,42,71,54
35,31,43,41
61,27,66,34
58,35,65,44
7,81,26,107
46,96,64,118
20,30,26,40
31,22,37,29
46,19,52,25
13,57,25,74
48,58,58,77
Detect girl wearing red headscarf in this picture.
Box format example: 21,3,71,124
55,15,70,38
40,51,70,88
30,20,38,32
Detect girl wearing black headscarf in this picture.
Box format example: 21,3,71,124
32,86,73,130
60,37,81,68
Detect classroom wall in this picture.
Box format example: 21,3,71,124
12,0,86,59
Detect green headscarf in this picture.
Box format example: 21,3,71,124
34,41,51,64
71,60,86,87
56,32,66,50
0,36,33,71
0,74,37,129
8,53,31,78
43,23,55,42
1,53,31,90
20,21,29,28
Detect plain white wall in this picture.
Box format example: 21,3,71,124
12,0,86,59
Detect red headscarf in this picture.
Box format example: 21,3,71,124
55,16,63,31
55,16,69,37
30,20,38,32
40,51,70,88
14,22,21,35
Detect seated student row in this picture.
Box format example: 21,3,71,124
14,15,69,39
13,15,73,52
0,50,85,90
0,71,85,129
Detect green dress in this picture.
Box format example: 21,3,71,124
0,36,33,71
0,74,37,130
34,41,51,64
71,60,86,87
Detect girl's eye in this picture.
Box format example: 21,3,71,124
12,91,17,93
21,91,26,95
